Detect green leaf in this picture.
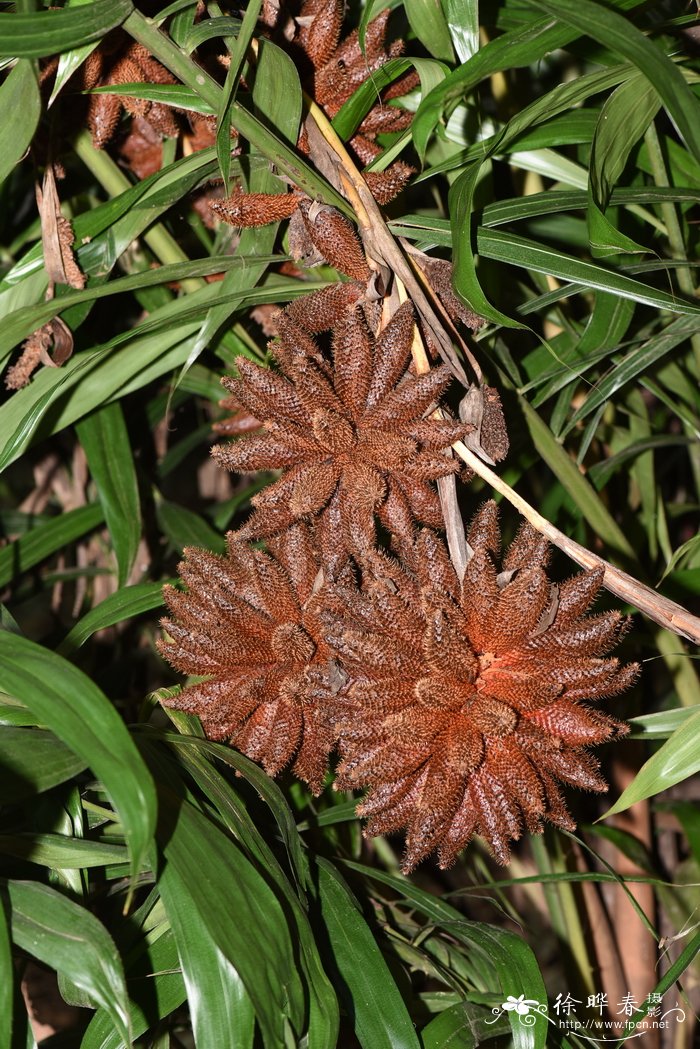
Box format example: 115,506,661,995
157,859,255,1048
562,314,700,435
527,0,700,165
0,834,131,870
183,35,302,372
58,581,166,657
450,165,525,328
0,0,134,58
81,927,186,1049
411,1,644,159
216,0,262,189
601,710,700,817
344,862,548,1049
404,0,454,61
88,81,214,114
150,775,306,1048
0,893,11,1049
442,0,479,62
0,61,41,188
476,227,700,315
4,879,130,1043
518,395,636,561
0,728,87,800
156,499,226,554
165,736,339,1048
0,503,104,589
0,634,156,882
316,859,421,1049
0,252,282,365
421,1001,510,1049
587,73,660,257
76,403,141,586
331,58,412,140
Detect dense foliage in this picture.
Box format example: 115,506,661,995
0,0,699,1046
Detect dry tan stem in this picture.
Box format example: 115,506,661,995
452,440,700,644
304,100,475,385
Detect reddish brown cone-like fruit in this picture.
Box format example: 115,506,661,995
323,502,638,870
212,302,470,556
158,526,337,793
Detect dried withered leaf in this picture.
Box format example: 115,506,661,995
326,503,638,871
212,301,470,552
37,166,85,290
158,526,339,793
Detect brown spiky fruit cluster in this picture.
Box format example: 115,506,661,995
160,285,637,868
211,301,471,559
322,504,637,870
160,526,337,793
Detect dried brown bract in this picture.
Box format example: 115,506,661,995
212,301,470,552
324,502,638,871
158,526,337,793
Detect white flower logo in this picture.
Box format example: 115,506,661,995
502,994,539,1016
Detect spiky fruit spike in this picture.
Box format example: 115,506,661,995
212,299,463,547
283,281,365,333
363,162,414,205
298,200,371,281
327,511,637,870
210,189,301,228
296,0,344,68
158,527,338,793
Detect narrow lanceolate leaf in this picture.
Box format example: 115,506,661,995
0,893,11,1049
0,834,130,870
3,880,130,1044
216,0,262,189
58,581,166,657
0,634,156,882
0,0,134,58
0,61,41,188
0,728,87,800
344,862,547,1049
404,0,454,62
601,710,700,818
526,0,700,165
0,503,104,589
316,860,421,1049
150,775,306,1049
157,859,255,1049
450,165,525,329
80,927,186,1049
587,72,660,257
411,0,645,158
442,0,479,62
76,403,141,586
476,228,700,315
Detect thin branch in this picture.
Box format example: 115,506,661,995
452,440,700,645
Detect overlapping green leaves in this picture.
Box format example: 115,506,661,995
0,634,156,882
